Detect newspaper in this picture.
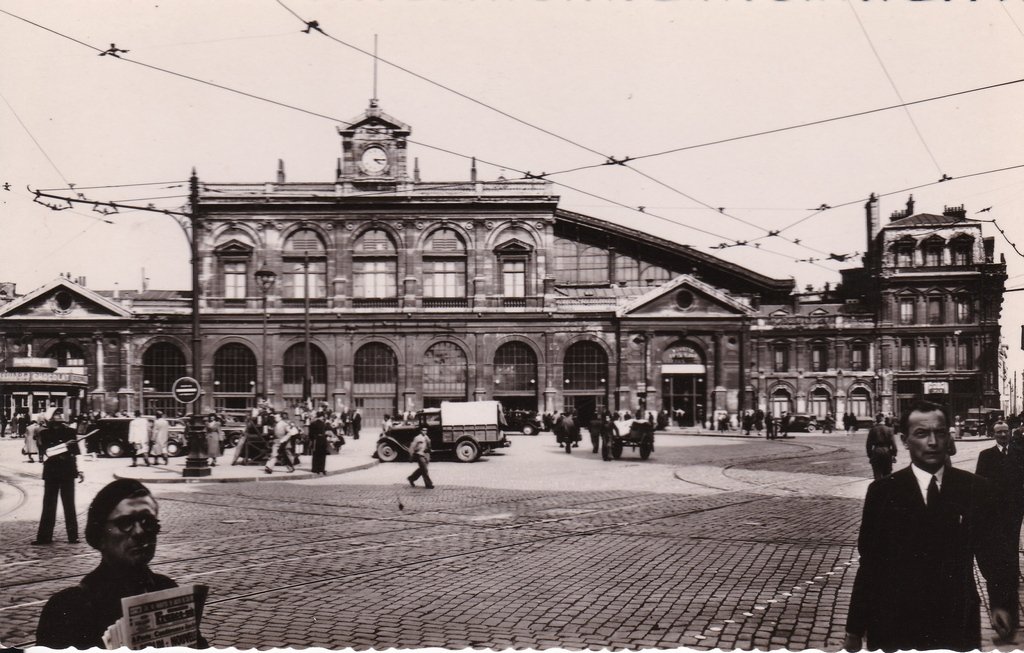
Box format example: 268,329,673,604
101,584,208,649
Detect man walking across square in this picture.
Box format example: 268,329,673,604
407,427,434,489
865,413,897,480
844,399,1017,652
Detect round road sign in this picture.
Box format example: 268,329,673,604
171,376,202,404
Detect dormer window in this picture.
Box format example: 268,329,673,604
950,237,973,265
894,240,915,267
922,237,944,267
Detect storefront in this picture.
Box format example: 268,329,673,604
0,357,89,420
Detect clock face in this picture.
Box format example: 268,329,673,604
360,146,388,174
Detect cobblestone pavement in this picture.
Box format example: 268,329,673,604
1,432,1017,650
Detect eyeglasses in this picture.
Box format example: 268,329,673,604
108,514,161,534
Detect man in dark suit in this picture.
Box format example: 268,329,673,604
844,400,1017,652
865,413,897,480
975,419,1024,612
32,409,81,545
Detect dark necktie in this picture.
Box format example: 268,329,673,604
927,475,940,511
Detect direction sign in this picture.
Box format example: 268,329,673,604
171,376,202,404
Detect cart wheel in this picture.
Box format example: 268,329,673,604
166,441,182,457
105,441,126,458
522,425,536,436
639,441,652,460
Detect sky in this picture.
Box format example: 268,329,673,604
2,0,1024,400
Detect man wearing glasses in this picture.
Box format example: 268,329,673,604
35,479,207,648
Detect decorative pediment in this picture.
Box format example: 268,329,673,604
617,275,754,318
214,239,255,257
338,108,411,138
809,308,830,316
0,278,132,320
494,238,533,254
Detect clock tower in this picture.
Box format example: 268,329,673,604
337,100,411,181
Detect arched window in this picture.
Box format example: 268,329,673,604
353,229,397,299
423,229,467,301
770,388,792,416
639,264,671,286
47,342,86,368
283,229,327,299
564,342,607,391
848,387,872,419
422,342,468,404
353,343,397,392
213,344,256,394
494,342,537,392
141,343,186,392
282,343,327,399
809,387,831,419
614,255,640,285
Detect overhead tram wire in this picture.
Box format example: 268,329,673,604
0,8,852,270
847,0,944,176
38,180,187,192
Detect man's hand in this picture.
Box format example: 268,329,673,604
991,607,1015,640
842,632,862,651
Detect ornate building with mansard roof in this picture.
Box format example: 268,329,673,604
0,104,1006,428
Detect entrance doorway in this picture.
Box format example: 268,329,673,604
564,394,605,425
662,375,705,426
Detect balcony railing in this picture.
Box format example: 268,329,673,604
352,297,400,309
423,297,468,309
502,297,528,308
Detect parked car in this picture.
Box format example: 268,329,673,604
376,400,510,463
610,419,655,460
786,414,819,433
504,409,542,435
86,417,188,458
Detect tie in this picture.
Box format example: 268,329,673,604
927,475,940,510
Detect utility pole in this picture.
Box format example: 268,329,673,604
303,251,312,409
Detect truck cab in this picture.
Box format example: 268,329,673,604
375,401,510,463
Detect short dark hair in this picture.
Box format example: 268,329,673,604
85,479,153,549
898,399,950,436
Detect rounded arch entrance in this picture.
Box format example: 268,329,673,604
660,341,706,426
562,340,608,424
213,343,257,412
141,342,187,415
282,343,328,407
493,341,538,414
422,341,469,408
353,342,398,426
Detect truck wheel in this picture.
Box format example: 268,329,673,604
806,424,817,433
166,441,182,457
639,441,652,460
611,442,623,459
521,425,536,436
455,440,479,462
376,441,399,463
105,441,126,458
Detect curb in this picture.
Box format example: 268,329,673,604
112,459,380,484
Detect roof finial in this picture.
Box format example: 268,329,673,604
370,34,379,108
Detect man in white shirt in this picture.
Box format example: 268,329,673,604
407,427,433,489
127,412,151,467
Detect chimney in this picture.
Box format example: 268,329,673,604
335,157,342,180
276,159,286,184
943,205,966,220
413,158,421,183
865,192,880,252
905,194,915,217
470,157,477,182
112,282,119,299
141,268,148,292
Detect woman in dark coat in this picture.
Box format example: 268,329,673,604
309,413,328,475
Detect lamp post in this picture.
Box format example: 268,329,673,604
255,263,278,401
633,334,649,414
302,251,312,409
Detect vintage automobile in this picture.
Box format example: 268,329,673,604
376,400,510,463
86,417,188,458
503,409,542,435
785,414,819,433
610,419,655,460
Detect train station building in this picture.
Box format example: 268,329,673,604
0,103,1007,427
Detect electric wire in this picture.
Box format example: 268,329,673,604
846,0,944,176
4,6,1019,267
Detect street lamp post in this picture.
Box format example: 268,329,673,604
182,170,211,478
255,264,278,402
633,334,649,415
